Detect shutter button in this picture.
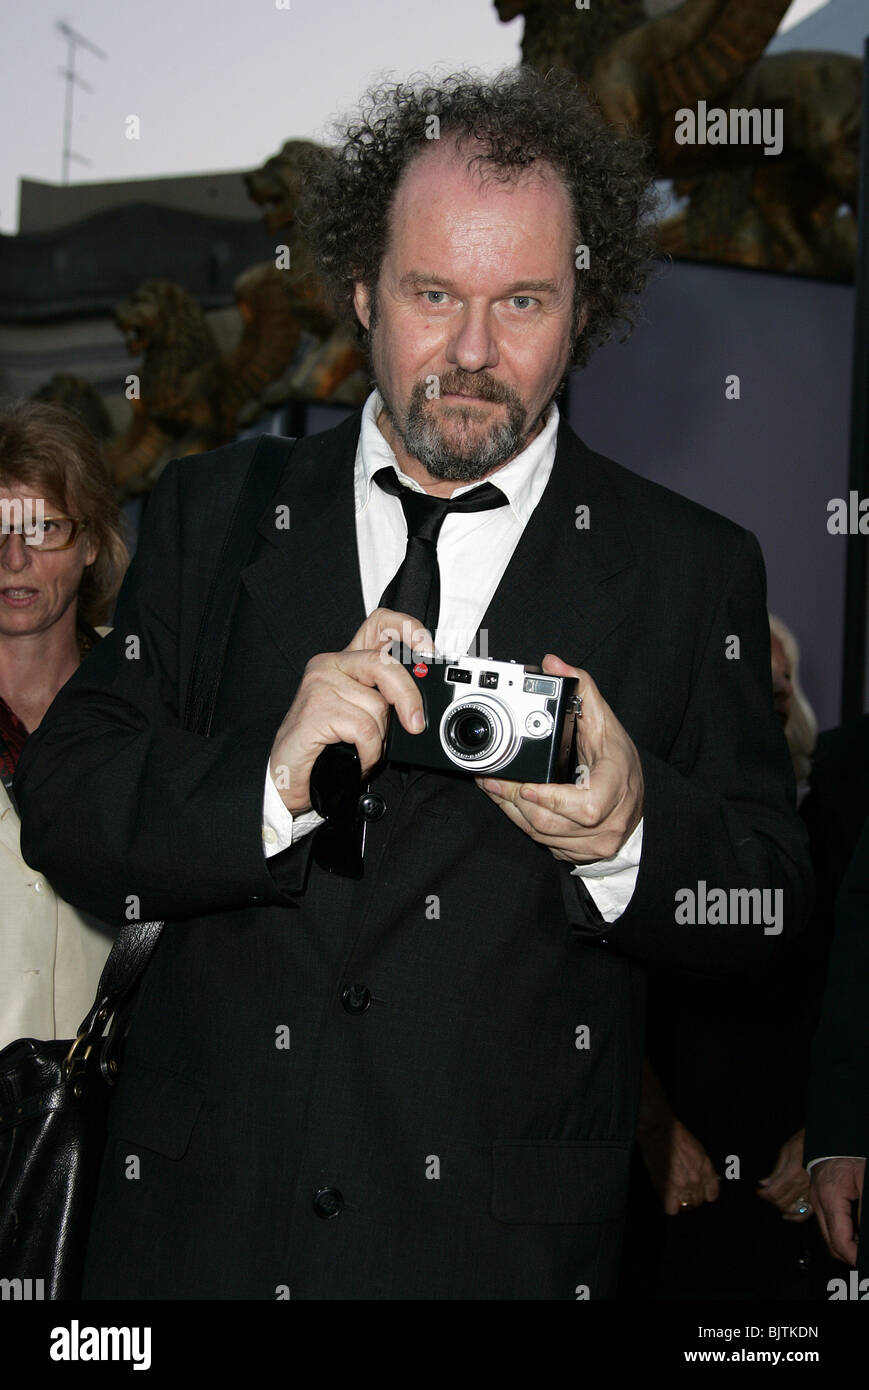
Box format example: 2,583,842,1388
313,1186,344,1219
341,984,372,1015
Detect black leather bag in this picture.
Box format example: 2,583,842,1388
0,432,294,1299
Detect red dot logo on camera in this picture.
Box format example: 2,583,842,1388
413,662,428,678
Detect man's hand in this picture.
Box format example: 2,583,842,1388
756,1128,813,1221
475,655,644,863
810,1156,866,1266
268,608,431,814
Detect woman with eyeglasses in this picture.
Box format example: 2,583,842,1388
0,398,129,1049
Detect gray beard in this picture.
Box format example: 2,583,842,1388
377,377,533,483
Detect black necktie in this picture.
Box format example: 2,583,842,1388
374,466,509,635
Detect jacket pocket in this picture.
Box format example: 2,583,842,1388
491,1140,631,1225
106,1062,204,1160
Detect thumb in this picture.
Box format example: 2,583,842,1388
542,652,581,679
542,656,595,772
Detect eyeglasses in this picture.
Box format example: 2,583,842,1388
0,517,88,551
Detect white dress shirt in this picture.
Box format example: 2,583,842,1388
261,389,643,923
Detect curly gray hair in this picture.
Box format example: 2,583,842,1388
302,66,659,369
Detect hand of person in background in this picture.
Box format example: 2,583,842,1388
636,1060,720,1215
756,1127,813,1221
810,1156,866,1266
639,1115,721,1215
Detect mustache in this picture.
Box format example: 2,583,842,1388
429,373,519,406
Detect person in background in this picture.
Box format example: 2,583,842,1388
805,812,869,1279
769,613,817,800
0,399,129,1048
803,713,869,1275
621,614,825,1298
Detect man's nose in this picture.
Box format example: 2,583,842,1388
445,305,499,373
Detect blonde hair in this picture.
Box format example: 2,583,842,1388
769,613,818,784
0,398,129,627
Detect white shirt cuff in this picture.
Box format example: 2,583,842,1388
570,818,643,924
807,1155,867,1172
262,762,324,857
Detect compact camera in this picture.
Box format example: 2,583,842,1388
386,655,580,782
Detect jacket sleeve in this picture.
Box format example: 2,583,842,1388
561,528,814,974
14,457,314,925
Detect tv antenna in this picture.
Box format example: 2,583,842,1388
56,20,107,184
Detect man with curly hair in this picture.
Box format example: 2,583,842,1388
16,67,810,1300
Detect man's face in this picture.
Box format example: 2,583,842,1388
353,140,578,484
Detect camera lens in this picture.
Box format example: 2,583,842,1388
451,710,492,752
439,696,515,771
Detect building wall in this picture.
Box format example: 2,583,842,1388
19,171,259,234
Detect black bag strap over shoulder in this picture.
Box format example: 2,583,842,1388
69,432,297,1058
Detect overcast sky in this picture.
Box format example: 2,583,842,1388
0,0,830,235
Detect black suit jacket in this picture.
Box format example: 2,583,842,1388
805,801,869,1167
15,409,812,1299
805,813,869,1280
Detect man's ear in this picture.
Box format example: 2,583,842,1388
353,282,371,332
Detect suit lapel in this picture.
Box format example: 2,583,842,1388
475,417,634,672
241,410,367,681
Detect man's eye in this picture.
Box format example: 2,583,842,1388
510,296,535,310
423,291,448,305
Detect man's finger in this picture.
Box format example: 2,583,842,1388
815,1204,835,1249
333,647,425,734
541,655,607,762
477,775,630,860
475,783,631,856
515,767,623,829
825,1192,859,1266
349,607,433,657
474,784,631,862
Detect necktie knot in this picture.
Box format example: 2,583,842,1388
373,465,509,634
373,466,507,543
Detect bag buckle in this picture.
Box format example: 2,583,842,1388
63,1003,111,1079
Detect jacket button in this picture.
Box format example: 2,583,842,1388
313,1186,344,1219
357,792,386,822
341,984,371,1015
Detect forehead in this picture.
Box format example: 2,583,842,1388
0,481,61,505
386,140,574,275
